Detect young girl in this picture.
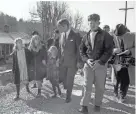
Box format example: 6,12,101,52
12,38,32,101
47,46,61,98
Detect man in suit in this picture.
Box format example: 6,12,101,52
78,14,114,113
103,25,110,33
57,19,82,103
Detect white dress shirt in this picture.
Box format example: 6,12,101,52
90,31,98,49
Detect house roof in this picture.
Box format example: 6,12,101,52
0,32,30,44
9,32,31,44
0,32,14,44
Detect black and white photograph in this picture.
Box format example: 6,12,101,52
0,0,135,114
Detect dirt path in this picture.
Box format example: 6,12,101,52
0,75,135,114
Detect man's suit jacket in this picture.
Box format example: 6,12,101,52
59,29,82,67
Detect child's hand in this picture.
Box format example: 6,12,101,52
42,60,46,66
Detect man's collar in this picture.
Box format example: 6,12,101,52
88,27,102,35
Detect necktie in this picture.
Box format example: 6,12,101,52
61,32,66,56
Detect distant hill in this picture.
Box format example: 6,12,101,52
0,12,86,41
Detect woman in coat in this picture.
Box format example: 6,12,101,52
12,38,32,100
113,24,135,102
28,35,47,97
114,24,135,86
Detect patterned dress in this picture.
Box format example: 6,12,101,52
47,57,59,85
28,46,47,81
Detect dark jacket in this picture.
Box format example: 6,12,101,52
47,38,60,50
12,48,32,84
59,29,82,67
28,46,47,81
79,27,114,65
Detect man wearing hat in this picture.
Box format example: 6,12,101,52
79,14,114,113
103,25,110,33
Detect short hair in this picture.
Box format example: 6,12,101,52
31,31,39,36
103,25,110,29
57,19,69,27
88,14,100,21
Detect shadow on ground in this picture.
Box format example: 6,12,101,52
0,75,135,114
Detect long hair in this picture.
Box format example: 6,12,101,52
10,38,23,55
48,46,58,58
28,35,42,51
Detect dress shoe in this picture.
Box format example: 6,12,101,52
94,105,100,112
78,106,88,113
51,94,57,98
65,98,71,103
14,96,20,101
119,95,126,103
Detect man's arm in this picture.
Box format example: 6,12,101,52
98,32,114,65
79,35,88,62
75,33,82,63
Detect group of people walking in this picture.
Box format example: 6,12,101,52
11,13,135,113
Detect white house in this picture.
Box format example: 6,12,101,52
0,32,30,59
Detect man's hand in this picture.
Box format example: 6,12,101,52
113,48,121,54
87,59,94,68
92,60,101,71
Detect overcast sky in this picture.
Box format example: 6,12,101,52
0,0,135,32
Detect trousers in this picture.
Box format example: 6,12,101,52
60,65,77,99
80,63,107,106
114,67,130,97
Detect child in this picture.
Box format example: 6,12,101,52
47,46,61,98
12,38,32,100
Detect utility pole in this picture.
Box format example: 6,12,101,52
119,1,134,26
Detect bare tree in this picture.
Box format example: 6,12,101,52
73,11,83,30
62,10,83,30
30,1,68,41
